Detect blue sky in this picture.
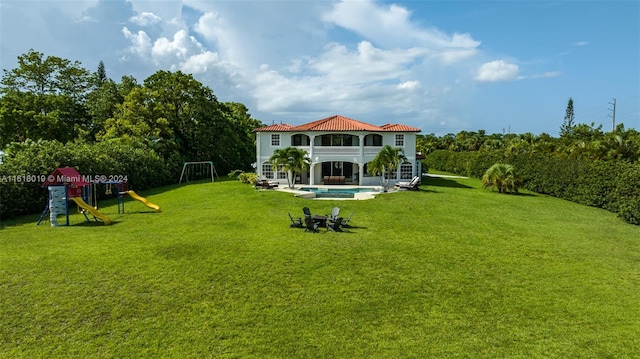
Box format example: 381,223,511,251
1,0,638,136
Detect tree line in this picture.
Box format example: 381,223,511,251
417,125,640,163
0,49,262,173
417,102,640,225
0,49,263,218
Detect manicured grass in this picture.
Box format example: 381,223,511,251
1,175,639,358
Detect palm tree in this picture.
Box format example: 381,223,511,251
482,163,521,194
367,145,407,191
269,147,310,189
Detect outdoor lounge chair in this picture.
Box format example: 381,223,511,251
327,207,340,222
304,207,327,227
304,215,319,233
327,217,343,232
341,213,354,228
396,176,420,191
289,212,303,228
255,177,278,189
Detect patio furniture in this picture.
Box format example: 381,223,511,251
288,212,303,228
304,215,319,233
327,207,340,222
323,176,346,185
396,176,420,191
255,177,278,189
341,213,354,228
303,207,327,227
327,217,343,232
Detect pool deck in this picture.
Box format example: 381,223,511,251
276,185,384,200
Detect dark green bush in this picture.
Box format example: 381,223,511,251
0,140,171,219
425,150,640,225
614,163,640,225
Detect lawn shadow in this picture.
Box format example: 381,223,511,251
424,176,474,189
71,219,120,227
0,214,43,229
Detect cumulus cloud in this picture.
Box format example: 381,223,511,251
398,80,420,90
130,12,161,26
323,0,480,50
122,27,152,57
122,26,225,74
181,51,220,74
474,60,519,82
308,41,425,83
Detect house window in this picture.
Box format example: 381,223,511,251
319,134,356,146
365,134,382,146
262,162,274,179
292,134,309,146
400,163,413,179
271,134,280,146
395,134,404,146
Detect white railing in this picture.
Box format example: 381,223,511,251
312,147,360,156
364,147,382,156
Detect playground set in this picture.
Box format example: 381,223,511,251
37,167,160,226
178,161,219,184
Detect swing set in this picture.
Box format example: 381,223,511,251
179,161,219,184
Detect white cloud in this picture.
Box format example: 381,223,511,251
181,51,220,74
322,0,480,50
308,41,425,83
475,60,519,82
193,11,223,42
574,41,588,47
122,26,152,57
398,80,420,90
130,12,162,26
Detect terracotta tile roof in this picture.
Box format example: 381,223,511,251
253,123,295,132
380,123,422,132
293,115,382,132
254,115,421,132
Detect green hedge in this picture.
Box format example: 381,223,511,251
424,150,640,225
0,140,179,219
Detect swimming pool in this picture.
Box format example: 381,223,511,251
298,187,380,199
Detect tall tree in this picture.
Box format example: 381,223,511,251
95,60,107,86
269,147,310,189
367,145,407,191
97,86,174,155
223,102,263,170
560,97,575,139
0,50,92,145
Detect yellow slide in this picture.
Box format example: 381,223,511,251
125,190,161,212
69,197,111,225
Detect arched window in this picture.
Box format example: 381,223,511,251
365,134,383,146
292,134,310,146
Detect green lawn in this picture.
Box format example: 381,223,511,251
1,175,639,358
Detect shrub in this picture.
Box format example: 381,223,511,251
614,163,640,225
482,163,521,194
238,172,259,184
426,150,640,225
0,140,170,219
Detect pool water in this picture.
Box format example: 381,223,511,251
298,187,379,198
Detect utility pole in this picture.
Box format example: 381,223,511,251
608,97,616,131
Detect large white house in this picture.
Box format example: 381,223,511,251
254,115,422,186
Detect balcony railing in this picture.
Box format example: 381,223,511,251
312,146,360,156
